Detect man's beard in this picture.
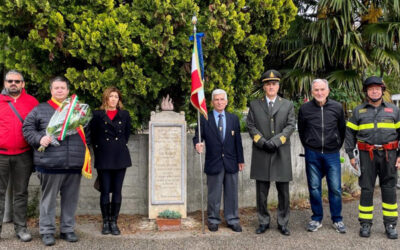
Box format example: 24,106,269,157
6,86,22,96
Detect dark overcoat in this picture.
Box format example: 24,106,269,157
90,109,132,170
246,96,296,181
193,111,244,175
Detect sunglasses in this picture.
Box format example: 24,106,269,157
5,79,23,84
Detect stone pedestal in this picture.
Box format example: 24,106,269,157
148,111,187,219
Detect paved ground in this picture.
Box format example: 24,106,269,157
1,188,400,249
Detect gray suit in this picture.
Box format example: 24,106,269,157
247,96,295,226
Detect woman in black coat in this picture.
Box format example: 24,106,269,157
90,86,132,235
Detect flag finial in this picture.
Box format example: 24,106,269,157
192,15,197,25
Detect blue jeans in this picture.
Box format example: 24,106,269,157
305,148,343,223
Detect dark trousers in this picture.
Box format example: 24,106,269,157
0,151,33,232
206,168,239,225
97,168,126,205
358,149,398,226
256,180,290,227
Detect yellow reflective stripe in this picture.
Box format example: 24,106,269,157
383,211,398,217
359,213,373,219
346,121,359,130
395,122,400,129
377,123,396,129
359,123,374,130
382,202,398,210
359,205,374,212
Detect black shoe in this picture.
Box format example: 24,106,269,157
385,224,398,239
208,223,218,232
60,232,79,242
359,223,371,238
228,223,242,232
41,234,55,246
255,224,269,234
278,225,291,236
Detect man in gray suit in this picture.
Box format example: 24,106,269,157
247,69,296,236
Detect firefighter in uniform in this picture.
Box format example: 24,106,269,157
345,76,400,239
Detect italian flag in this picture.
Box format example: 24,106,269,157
190,34,208,119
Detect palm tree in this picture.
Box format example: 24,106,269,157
267,0,400,107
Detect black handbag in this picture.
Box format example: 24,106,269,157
93,175,100,192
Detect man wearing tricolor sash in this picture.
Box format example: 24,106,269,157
23,77,90,246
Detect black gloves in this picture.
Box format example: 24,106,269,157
263,140,277,153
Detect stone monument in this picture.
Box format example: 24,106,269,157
148,96,187,219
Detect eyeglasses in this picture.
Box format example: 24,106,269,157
5,79,23,84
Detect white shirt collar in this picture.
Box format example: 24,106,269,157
266,96,277,104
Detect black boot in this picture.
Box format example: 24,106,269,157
385,224,398,239
100,203,111,235
110,203,121,235
359,223,371,238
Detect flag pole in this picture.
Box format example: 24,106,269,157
197,111,205,234
192,14,205,234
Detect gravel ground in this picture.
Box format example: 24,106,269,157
1,188,400,250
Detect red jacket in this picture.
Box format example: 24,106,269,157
0,89,38,155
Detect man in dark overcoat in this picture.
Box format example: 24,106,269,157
193,89,244,233
246,69,295,236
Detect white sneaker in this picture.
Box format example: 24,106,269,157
16,228,32,242
332,221,347,234
307,220,322,232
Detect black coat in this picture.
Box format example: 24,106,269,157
193,111,244,175
90,109,132,170
22,102,89,170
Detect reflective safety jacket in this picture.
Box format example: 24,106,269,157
345,101,400,159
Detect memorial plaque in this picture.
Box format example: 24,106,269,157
148,111,187,219
152,125,184,203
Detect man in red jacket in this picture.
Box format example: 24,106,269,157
0,70,38,241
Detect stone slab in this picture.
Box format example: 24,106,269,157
148,111,187,219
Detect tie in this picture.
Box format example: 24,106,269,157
218,114,224,141
269,101,274,114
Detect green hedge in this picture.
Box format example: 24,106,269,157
0,0,296,129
